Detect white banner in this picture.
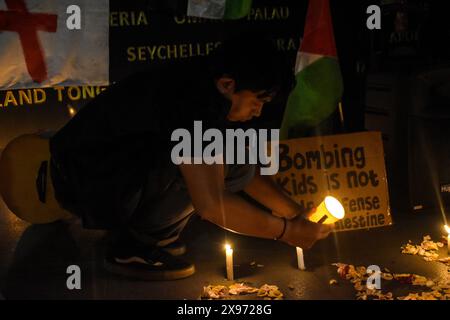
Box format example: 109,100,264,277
0,0,109,90
187,0,226,19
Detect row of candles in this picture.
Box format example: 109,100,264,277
224,196,450,281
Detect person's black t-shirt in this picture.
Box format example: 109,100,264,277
49,58,232,228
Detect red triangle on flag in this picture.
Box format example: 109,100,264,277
300,0,337,58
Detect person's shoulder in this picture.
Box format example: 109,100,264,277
115,58,209,88
112,67,162,88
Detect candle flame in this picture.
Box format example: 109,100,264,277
444,225,450,234
67,105,77,117
225,244,231,251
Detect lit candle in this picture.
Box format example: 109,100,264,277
296,247,305,270
445,225,450,255
225,244,234,281
309,196,345,224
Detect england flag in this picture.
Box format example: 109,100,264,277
0,0,109,90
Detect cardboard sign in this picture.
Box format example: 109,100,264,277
274,131,392,232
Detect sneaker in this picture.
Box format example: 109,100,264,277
161,239,187,256
104,243,195,281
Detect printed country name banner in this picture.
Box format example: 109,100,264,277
0,0,305,149
274,131,392,232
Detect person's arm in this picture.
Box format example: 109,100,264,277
178,163,333,248
243,167,308,220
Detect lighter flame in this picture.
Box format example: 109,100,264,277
444,225,450,235
324,196,345,219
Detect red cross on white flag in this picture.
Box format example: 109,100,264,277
0,0,109,90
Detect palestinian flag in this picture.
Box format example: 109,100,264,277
187,0,252,20
280,0,343,140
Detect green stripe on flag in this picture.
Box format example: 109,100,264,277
224,0,253,19
280,57,343,140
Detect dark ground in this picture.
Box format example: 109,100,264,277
0,195,449,300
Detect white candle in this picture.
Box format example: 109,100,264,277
445,225,450,255
225,244,234,281
296,247,305,270
448,234,450,255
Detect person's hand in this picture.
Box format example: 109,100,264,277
272,210,297,220
302,206,317,219
272,206,317,221
280,215,334,249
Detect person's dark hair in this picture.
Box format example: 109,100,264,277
208,36,295,99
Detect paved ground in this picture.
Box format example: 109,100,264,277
0,195,449,300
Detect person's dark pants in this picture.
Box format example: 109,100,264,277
51,153,255,248
125,163,256,247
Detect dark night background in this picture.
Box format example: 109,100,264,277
0,0,450,300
